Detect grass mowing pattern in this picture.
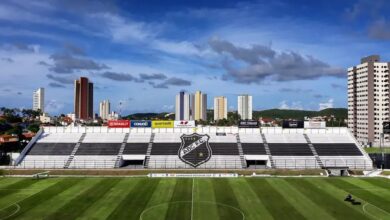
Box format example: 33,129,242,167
0,177,389,220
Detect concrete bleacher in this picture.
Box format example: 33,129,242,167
37,133,82,143
82,133,125,143
147,155,243,169
123,143,149,155
18,133,79,168
17,126,373,170
239,133,263,143
76,143,121,155
127,133,151,143
27,143,75,155
241,143,266,155
68,156,117,169
273,156,320,169
19,155,69,169
265,133,307,143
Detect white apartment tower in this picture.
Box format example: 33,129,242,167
238,94,252,120
99,100,110,120
214,96,227,120
348,55,390,145
175,91,192,121
33,88,44,113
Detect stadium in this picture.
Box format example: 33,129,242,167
1,122,389,220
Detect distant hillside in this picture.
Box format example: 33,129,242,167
123,108,347,121
253,108,347,120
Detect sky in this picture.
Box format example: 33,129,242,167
0,0,389,115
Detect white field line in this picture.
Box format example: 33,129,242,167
0,203,20,220
191,178,194,220
139,201,245,220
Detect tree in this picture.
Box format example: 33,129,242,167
27,124,40,133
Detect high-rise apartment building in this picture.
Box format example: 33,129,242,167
74,77,93,120
33,88,44,113
193,91,207,121
175,91,192,121
348,55,390,145
238,94,252,120
214,96,227,120
99,100,110,120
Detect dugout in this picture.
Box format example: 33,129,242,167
325,167,349,176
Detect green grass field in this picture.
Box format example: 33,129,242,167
0,177,389,220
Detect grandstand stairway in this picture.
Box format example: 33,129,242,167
114,133,130,168
261,133,275,168
64,133,86,168
143,133,155,168
303,134,324,168
235,134,247,168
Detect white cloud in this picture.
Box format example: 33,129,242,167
278,100,303,110
319,98,334,110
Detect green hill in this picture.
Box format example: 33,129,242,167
253,108,347,120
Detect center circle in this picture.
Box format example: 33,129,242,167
140,201,245,220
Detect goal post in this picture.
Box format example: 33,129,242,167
32,171,50,179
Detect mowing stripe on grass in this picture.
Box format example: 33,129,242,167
6,178,84,219
212,179,243,220
360,178,390,191
138,179,177,220
343,178,390,201
247,178,305,220
107,178,161,220
0,179,39,198
326,178,390,213
286,178,369,220
44,178,121,220
164,178,192,220
269,178,334,220
76,178,142,220
16,178,96,219
231,178,273,220
193,179,220,220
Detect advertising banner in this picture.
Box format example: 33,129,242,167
152,120,174,128
108,120,130,128
130,120,152,128
174,120,196,128
282,120,304,129
304,121,326,129
238,120,259,128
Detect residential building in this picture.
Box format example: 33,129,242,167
238,94,252,120
74,77,93,120
33,88,44,113
214,96,227,120
347,55,390,145
175,91,192,121
193,91,207,121
99,100,110,120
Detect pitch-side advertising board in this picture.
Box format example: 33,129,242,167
152,120,174,128
130,120,152,128
108,120,130,128
174,120,196,128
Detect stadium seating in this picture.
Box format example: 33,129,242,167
17,126,373,170
123,143,149,154
76,143,121,155
241,143,267,155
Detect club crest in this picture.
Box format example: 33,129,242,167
178,133,212,168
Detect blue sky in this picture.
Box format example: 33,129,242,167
0,0,389,115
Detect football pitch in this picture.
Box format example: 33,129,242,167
0,177,389,220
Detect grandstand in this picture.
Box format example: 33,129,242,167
15,126,372,170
